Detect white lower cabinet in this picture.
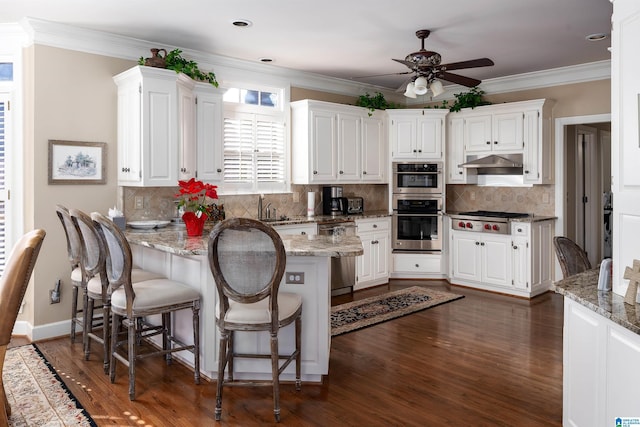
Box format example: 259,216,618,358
391,253,444,278
563,298,640,427
355,217,390,290
450,220,553,298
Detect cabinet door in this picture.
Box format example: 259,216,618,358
373,231,390,280
195,86,224,183
142,76,178,186
447,117,466,183
523,109,544,184
416,117,443,159
117,84,142,184
361,115,386,182
178,80,196,180
481,235,512,287
451,232,481,281
390,117,417,158
356,231,374,285
310,109,337,182
464,114,493,153
337,112,361,182
511,236,529,290
492,111,523,152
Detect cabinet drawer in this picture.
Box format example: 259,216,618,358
274,223,317,236
393,253,441,273
511,222,530,236
356,217,390,233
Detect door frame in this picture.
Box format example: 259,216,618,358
554,114,611,277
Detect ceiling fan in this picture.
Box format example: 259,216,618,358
390,29,494,98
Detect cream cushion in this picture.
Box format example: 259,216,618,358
110,279,200,311
218,292,302,324
71,266,82,284
87,269,165,295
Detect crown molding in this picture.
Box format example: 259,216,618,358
19,17,611,105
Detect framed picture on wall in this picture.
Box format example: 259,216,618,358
48,140,107,184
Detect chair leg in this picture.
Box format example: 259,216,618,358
81,287,92,361
162,312,172,365
70,284,79,342
84,297,94,361
101,302,111,375
192,303,200,385
271,332,281,423
128,316,137,401
228,331,234,381
109,313,120,384
215,330,229,421
295,315,302,391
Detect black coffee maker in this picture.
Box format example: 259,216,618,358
322,186,348,216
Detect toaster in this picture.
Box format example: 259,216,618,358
346,197,364,214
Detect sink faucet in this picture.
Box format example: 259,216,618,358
258,195,264,220
265,203,272,219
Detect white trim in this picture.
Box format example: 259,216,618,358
554,113,611,278
18,18,611,105
13,319,72,342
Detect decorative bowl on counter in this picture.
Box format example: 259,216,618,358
128,220,171,230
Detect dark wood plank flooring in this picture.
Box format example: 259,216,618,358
13,280,564,426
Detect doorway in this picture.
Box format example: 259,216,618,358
554,114,612,275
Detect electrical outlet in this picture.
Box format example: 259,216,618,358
292,192,300,203
285,272,305,284
50,289,60,304
135,196,144,209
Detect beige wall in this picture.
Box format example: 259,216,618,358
20,43,611,331
22,45,134,329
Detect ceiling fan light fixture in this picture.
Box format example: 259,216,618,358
413,76,428,95
404,82,417,98
430,80,445,97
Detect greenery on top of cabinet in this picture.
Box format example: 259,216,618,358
356,92,399,116
138,49,219,87
448,87,491,112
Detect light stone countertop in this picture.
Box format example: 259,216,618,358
553,269,640,335
125,224,364,258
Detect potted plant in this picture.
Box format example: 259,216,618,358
447,87,491,112
356,92,393,116
175,178,219,236
139,48,219,87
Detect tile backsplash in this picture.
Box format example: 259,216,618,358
122,184,390,221
445,184,555,216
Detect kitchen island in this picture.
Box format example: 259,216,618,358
124,224,363,383
554,269,640,426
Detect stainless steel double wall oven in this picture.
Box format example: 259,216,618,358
391,162,444,252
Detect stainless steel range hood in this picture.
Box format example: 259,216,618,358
459,153,523,175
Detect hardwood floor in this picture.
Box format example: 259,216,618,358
18,280,564,426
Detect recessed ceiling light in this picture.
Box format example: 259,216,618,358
259,58,274,63
232,19,252,28
586,33,608,41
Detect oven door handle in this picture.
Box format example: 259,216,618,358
392,212,443,217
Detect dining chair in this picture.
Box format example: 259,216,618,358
69,208,164,374
91,212,201,400
208,218,302,422
0,229,46,425
553,236,592,279
55,204,85,342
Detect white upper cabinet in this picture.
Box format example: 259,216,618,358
114,66,179,186
114,66,224,187
194,82,224,184
388,109,448,160
447,99,554,185
291,100,387,184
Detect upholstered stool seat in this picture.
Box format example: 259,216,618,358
220,293,303,324
110,279,200,311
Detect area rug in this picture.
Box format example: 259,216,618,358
331,286,464,336
3,344,96,426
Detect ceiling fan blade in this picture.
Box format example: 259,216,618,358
392,58,417,69
438,71,481,87
352,70,412,79
439,58,494,71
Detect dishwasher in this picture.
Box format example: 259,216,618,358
318,220,357,296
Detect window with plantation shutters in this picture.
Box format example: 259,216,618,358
222,85,288,194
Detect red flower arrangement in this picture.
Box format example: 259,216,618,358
175,178,218,216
